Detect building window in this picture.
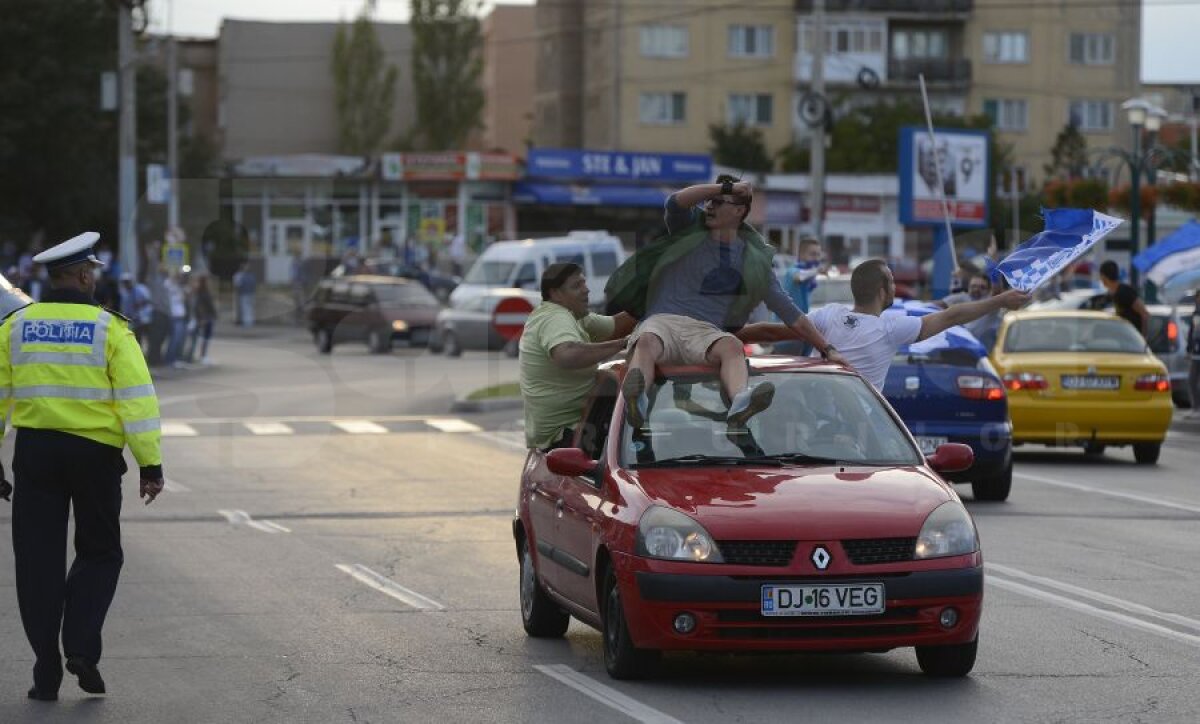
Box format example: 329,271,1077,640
728,93,773,126
983,98,1029,131
640,25,688,58
1069,99,1114,131
1069,33,1115,65
729,25,774,58
639,92,686,125
982,31,1028,63
891,29,948,60
799,22,883,54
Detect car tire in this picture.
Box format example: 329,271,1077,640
443,331,463,357
1083,442,1106,456
1133,442,1161,465
316,328,334,354
916,636,978,677
367,328,392,354
602,567,659,680
971,463,1012,502
519,536,569,638
504,338,520,358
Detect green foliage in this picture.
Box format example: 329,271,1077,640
1161,181,1200,212
409,0,485,150
709,123,773,173
1044,124,1088,180
821,99,994,174
332,3,399,155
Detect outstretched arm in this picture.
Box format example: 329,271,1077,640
918,290,1030,341
550,338,628,370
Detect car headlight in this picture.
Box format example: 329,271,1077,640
391,320,408,332
636,506,724,563
914,502,978,559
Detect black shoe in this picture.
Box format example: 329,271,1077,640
27,686,57,701
66,658,105,695
622,368,648,429
726,382,775,428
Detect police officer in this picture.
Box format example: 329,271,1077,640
0,232,165,701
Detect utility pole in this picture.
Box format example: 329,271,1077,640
611,0,622,150
1010,169,1019,248
810,0,826,243
167,35,179,229
118,4,138,278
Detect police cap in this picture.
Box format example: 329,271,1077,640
33,232,106,271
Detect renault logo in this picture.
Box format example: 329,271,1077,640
811,545,831,570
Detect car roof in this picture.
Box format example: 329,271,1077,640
1005,309,1122,321
598,356,855,381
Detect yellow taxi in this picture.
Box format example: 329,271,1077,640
991,310,1173,464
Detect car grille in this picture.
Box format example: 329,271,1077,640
716,624,920,640
717,541,797,567
841,538,916,565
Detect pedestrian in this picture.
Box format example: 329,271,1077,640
0,231,165,701
144,271,170,366
777,237,825,354
1099,260,1149,338
118,273,152,347
1187,292,1200,419
184,273,216,364
233,262,257,327
163,270,188,366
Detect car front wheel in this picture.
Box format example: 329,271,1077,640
602,568,659,680
1133,442,1161,465
971,463,1012,502
916,636,977,677
443,331,463,357
519,537,569,638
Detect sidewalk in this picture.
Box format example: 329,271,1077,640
1171,408,1200,434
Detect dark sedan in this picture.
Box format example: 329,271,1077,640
308,275,440,354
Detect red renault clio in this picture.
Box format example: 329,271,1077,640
514,358,983,680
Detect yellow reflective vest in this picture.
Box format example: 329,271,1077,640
0,300,162,470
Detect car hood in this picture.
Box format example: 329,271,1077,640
631,465,952,539
382,306,440,325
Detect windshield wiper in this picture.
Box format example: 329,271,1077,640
636,454,783,469
750,452,842,466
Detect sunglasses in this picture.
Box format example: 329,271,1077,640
706,197,746,209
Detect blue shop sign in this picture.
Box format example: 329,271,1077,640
526,149,712,183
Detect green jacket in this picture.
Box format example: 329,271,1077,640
604,220,776,328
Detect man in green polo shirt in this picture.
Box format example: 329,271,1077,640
520,263,633,449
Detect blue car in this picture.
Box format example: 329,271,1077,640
882,304,1013,501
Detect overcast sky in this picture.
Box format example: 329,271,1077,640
151,0,1198,85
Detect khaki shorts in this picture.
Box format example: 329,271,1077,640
628,314,736,365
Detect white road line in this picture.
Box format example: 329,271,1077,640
534,664,685,724
1015,472,1200,514
987,563,1200,634
425,418,483,433
161,422,198,437
332,420,389,435
986,575,1200,650
217,509,290,534
163,478,190,492
335,564,446,611
244,421,295,436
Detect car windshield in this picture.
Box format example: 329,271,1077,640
372,284,439,306
464,260,515,285
621,371,921,467
1004,318,1146,354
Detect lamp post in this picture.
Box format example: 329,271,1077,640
1116,98,1168,291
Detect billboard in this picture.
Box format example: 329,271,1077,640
898,126,989,228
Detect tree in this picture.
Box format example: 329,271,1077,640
331,1,399,156
1044,123,1088,180
409,0,485,150
709,123,773,173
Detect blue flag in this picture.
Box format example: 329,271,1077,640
886,301,989,358
1132,219,1200,287
995,208,1123,293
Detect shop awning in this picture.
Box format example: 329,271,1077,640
512,181,670,208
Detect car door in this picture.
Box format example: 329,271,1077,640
524,451,567,597
456,296,493,350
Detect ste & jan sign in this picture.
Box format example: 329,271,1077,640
526,149,712,183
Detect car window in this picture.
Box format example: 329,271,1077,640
892,348,982,368
620,371,920,467
554,248,586,267
514,263,538,289
809,278,854,307
1003,318,1146,354
577,378,619,463
464,260,516,285
1145,314,1174,354
372,283,439,306
591,250,619,277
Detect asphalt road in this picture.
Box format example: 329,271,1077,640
1,324,1198,723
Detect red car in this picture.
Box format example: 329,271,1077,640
514,357,983,679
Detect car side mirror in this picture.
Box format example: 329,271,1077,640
546,447,598,478
926,442,974,474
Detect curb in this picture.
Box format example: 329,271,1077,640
450,396,524,413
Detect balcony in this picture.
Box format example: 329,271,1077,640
795,0,972,15
887,57,971,87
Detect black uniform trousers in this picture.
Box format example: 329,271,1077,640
12,428,127,691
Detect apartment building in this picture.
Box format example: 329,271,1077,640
965,0,1142,187
480,5,536,154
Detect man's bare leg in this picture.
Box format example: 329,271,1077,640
623,333,664,429
710,336,774,428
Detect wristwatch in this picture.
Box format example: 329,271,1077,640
821,343,837,359
720,179,734,196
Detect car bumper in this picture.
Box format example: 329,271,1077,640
390,326,432,347
1009,396,1172,444
613,552,982,652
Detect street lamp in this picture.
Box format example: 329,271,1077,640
1116,98,1169,291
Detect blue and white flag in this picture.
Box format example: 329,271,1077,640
885,301,989,358
994,208,1123,293
1132,219,1200,287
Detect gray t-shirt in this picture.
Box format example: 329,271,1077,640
646,196,802,329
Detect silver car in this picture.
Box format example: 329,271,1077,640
429,288,540,357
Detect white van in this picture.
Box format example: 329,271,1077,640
450,231,627,308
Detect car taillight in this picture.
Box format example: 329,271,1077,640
1134,374,1170,392
1167,320,1178,342
957,375,1005,401
1002,372,1047,391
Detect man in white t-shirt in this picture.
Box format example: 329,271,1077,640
741,259,1030,390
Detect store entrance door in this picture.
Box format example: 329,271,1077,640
265,220,308,284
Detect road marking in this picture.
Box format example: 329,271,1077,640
534,664,685,724
244,421,295,436
425,418,483,433
163,478,190,492
334,564,446,611
986,574,1200,650
217,509,291,534
161,422,198,437
1015,472,1200,514
332,420,389,435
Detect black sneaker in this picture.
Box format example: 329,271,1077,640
622,368,648,429
66,658,105,695
726,382,775,428
27,686,58,701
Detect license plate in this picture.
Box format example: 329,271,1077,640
408,329,430,345
915,436,948,455
761,583,885,617
1061,375,1119,390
